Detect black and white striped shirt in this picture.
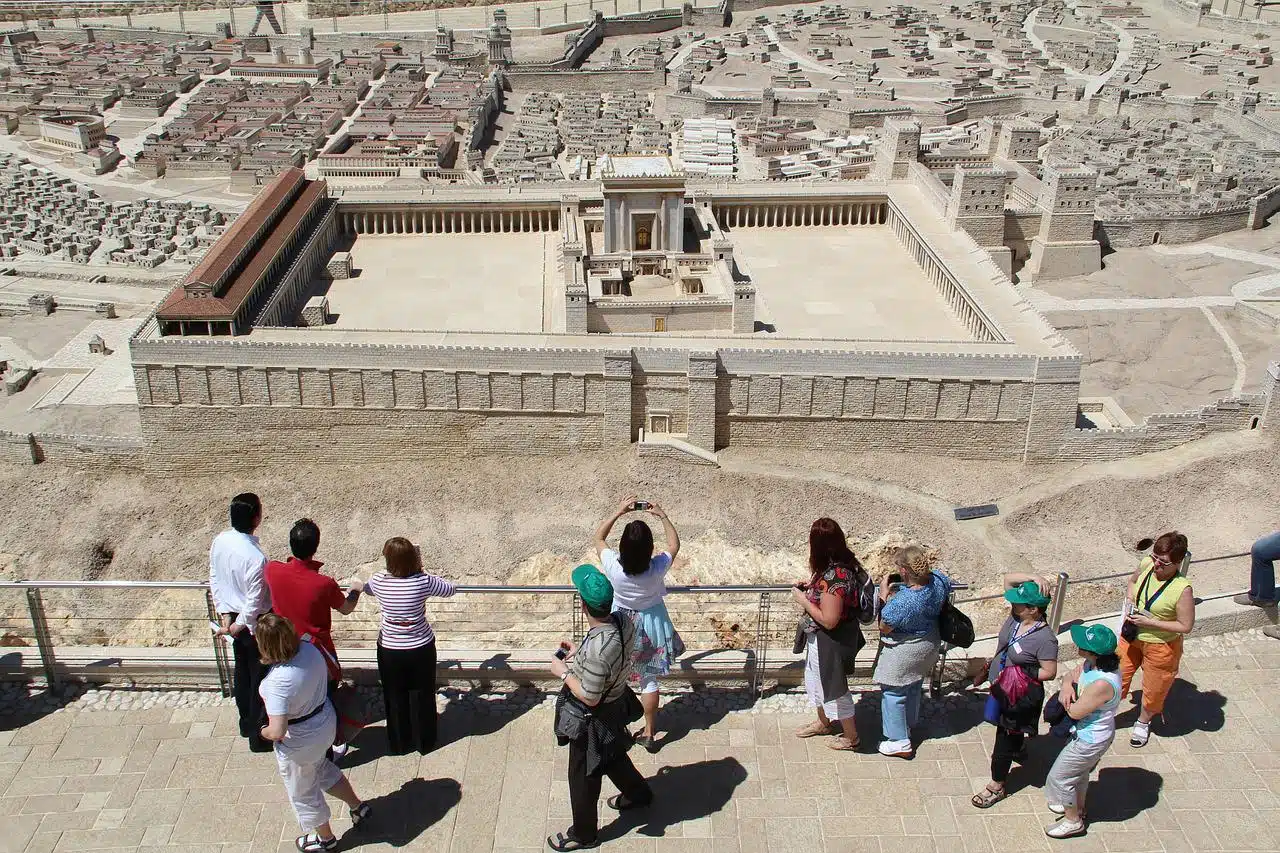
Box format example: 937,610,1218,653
367,572,456,649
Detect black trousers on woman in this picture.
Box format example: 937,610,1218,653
230,622,271,753
377,641,438,755
991,726,1027,783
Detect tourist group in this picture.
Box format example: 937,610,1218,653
208,492,1279,851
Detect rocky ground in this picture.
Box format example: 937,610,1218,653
1,427,1276,650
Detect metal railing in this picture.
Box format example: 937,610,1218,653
0,550,1251,696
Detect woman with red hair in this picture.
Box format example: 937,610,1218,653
791,518,870,751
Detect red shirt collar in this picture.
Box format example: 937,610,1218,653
287,557,325,572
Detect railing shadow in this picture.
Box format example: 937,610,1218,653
0,657,88,731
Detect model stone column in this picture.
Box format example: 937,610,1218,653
1259,360,1280,430
686,351,719,451
602,352,634,445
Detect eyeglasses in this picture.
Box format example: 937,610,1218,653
1151,554,1175,567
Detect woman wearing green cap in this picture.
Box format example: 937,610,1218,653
971,573,1058,810
1043,623,1123,839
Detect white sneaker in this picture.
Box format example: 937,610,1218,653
1045,818,1086,839
331,743,349,759
1129,720,1150,748
878,739,913,758
1047,803,1066,816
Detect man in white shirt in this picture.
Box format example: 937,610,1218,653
210,492,272,752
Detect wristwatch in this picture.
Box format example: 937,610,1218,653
558,670,570,681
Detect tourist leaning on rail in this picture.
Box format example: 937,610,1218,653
1043,624,1124,840
873,544,951,759
791,518,870,752
350,537,456,755
1236,529,1280,610
548,564,652,852
255,613,372,853
264,520,362,756
210,492,273,753
971,574,1059,810
592,496,687,753
1119,531,1196,748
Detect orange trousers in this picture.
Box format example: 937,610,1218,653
1118,636,1183,715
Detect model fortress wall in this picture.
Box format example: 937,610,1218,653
128,147,1274,471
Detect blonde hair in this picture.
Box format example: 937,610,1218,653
892,543,934,585
256,613,301,665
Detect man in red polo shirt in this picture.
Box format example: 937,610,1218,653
264,519,361,686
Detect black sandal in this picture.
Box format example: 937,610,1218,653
295,834,337,852
607,794,651,812
350,802,372,828
546,831,599,850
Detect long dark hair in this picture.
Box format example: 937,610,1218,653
619,519,655,576
808,518,858,578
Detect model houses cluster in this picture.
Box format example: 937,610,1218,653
0,153,225,267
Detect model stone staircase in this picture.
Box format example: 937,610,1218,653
637,429,719,466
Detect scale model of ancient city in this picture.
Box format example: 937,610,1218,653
1,0,1279,470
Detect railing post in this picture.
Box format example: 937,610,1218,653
206,590,233,697
26,588,57,687
751,590,770,697
571,592,584,640
1048,571,1069,633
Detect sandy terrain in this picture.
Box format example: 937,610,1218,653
1036,250,1269,300
1,430,1275,650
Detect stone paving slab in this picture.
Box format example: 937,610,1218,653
1,632,1279,853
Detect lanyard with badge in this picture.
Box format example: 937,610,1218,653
1000,621,1046,670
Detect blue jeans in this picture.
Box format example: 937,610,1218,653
1251,531,1280,602
881,680,922,743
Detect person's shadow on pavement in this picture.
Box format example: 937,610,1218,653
600,757,749,841
346,777,462,849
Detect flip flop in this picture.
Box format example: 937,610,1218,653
607,794,651,811
827,735,861,751
546,831,599,851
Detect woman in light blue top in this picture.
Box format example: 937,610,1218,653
872,543,951,758
1043,624,1123,841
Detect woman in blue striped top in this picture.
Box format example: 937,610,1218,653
351,537,456,755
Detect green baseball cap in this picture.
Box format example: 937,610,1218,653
1004,581,1051,609
571,563,613,611
1071,623,1118,656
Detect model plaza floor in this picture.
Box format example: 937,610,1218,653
730,226,973,340
326,233,550,332
2,633,1277,853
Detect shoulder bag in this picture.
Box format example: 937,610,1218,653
938,598,975,648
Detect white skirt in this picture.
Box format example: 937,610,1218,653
804,633,857,721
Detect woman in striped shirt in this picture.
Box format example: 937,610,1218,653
351,537,456,755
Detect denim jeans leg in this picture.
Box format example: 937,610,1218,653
1251,531,1280,602
905,680,922,730
881,686,909,743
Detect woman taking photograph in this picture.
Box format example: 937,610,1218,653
593,497,685,753
791,518,868,751
352,537,457,755
873,543,951,759
1119,531,1195,748
971,573,1059,809
256,614,371,852
1044,624,1124,840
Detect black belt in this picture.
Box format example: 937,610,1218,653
289,700,327,726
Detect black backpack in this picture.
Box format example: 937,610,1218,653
938,599,975,648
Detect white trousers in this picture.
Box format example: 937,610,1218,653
276,723,343,831
804,633,857,720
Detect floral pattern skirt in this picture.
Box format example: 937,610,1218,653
616,600,685,681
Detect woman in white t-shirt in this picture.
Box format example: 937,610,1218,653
256,614,371,853
592,496,687,753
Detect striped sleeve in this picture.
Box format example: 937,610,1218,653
424,574,456,598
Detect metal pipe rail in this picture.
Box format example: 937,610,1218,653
0,551,1250,694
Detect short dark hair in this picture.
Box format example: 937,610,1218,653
1094,652,1121,672
229,493,261,534
290,519,320,560
1152,531,1189,563
584,600,612,619
618,520,655,576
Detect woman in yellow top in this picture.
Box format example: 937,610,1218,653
1119,531,1196,748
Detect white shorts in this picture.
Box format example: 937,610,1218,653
637,674,660,695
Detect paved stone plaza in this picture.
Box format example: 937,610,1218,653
2,632,1278,853
728,226,971,340
328,233,551,333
